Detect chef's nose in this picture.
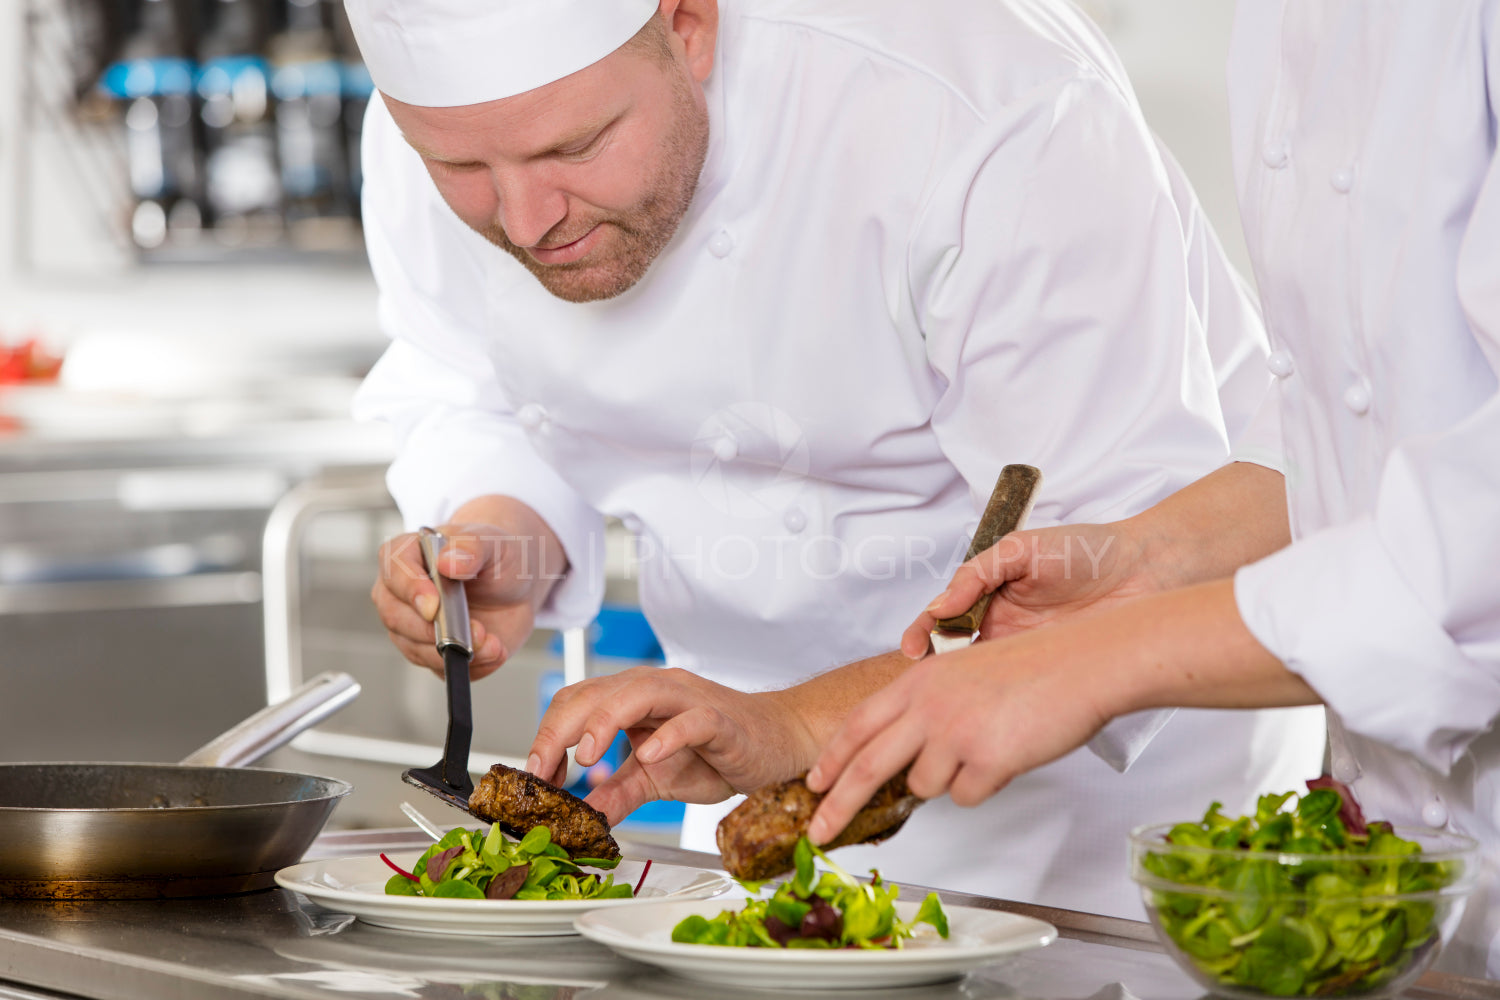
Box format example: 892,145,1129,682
493,171,568,249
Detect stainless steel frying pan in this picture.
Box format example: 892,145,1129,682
0,671,358,899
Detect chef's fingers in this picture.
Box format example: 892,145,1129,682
582,670,751,772
533,667,703,775
527,674,629,780
377,533,440,620
899,537,1031,657
437,523,550,604
948,757,1015,809
805,676,911,794
898,619,934,659
583,755,653,828
568,684,696,768
431,525,487,580
632,704,752,774
904,742,961,802
388,631,444,674
632,707,715,765
372,578,436,645
419,640,508,682
466,621,506,681
806,718,926,847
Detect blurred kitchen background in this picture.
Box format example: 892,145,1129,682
0,0,1245,839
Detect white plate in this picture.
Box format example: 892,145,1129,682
275,853,733,936
574,898,1057,990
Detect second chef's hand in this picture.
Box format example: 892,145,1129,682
805,578,1317,846
899,462,1295,658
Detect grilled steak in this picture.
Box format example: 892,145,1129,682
716,770,922,880
468,763,620,860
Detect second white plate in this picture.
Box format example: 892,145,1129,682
574,898,1057,989
276,853,733,936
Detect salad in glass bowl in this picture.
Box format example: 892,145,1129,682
1130,781,1477,998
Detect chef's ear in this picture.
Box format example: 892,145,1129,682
660,0,718,85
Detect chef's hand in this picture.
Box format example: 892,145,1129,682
899,521,1153,656
811,576,1310,844
527,667,819,827
372,496,568,682
898,461,1294,657
807,626,1113,845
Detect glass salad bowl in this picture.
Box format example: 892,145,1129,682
1129,822,1477,999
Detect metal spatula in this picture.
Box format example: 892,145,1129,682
402,527,478,813
929,464,1043,654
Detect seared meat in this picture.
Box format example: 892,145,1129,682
468,763,620,860
716,770,922,880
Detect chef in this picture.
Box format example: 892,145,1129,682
803,0,1500,975
348,0,1324,918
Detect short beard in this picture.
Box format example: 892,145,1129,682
478,75,709,303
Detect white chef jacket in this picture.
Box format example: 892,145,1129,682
354,0,1324,919
1228,1,1500,977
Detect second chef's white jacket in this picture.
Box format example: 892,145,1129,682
355,0,1325,919
1229,0,1500,976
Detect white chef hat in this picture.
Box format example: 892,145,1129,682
344,0,661,108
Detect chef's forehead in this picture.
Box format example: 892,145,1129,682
344,0,660,109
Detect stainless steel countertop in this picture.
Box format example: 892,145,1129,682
0,829,1494,1000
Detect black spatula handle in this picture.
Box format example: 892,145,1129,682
415,527,475,795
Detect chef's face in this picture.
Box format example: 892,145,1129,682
384,5,716,303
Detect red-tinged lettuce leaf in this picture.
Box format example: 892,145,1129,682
485,863,530,900
427,845,465,882
1306,775,1368,837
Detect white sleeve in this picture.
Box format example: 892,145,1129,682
351,97,605,630
1227,381,1285,474
1234,157,1500,775
911,72,1235,531
911,71,1251,768
1152,137,1274,451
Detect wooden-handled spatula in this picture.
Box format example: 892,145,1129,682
928,464,1043,655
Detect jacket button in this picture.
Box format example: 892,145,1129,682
1422,797,1449,828
516,403,548,429
1266,350,1296,379
1343,378,1372,415
1262,140,1290,169
707,230,734,258
782,507,808,533
1331,166,1355,193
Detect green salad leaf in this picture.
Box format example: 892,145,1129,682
1140,787,1465,997
671,836,948,950
382,823,633,901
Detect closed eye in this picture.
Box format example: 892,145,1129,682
547,118,621,162
427,158,485,173
556,131,610,161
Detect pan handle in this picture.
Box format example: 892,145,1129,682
179,671,361,768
